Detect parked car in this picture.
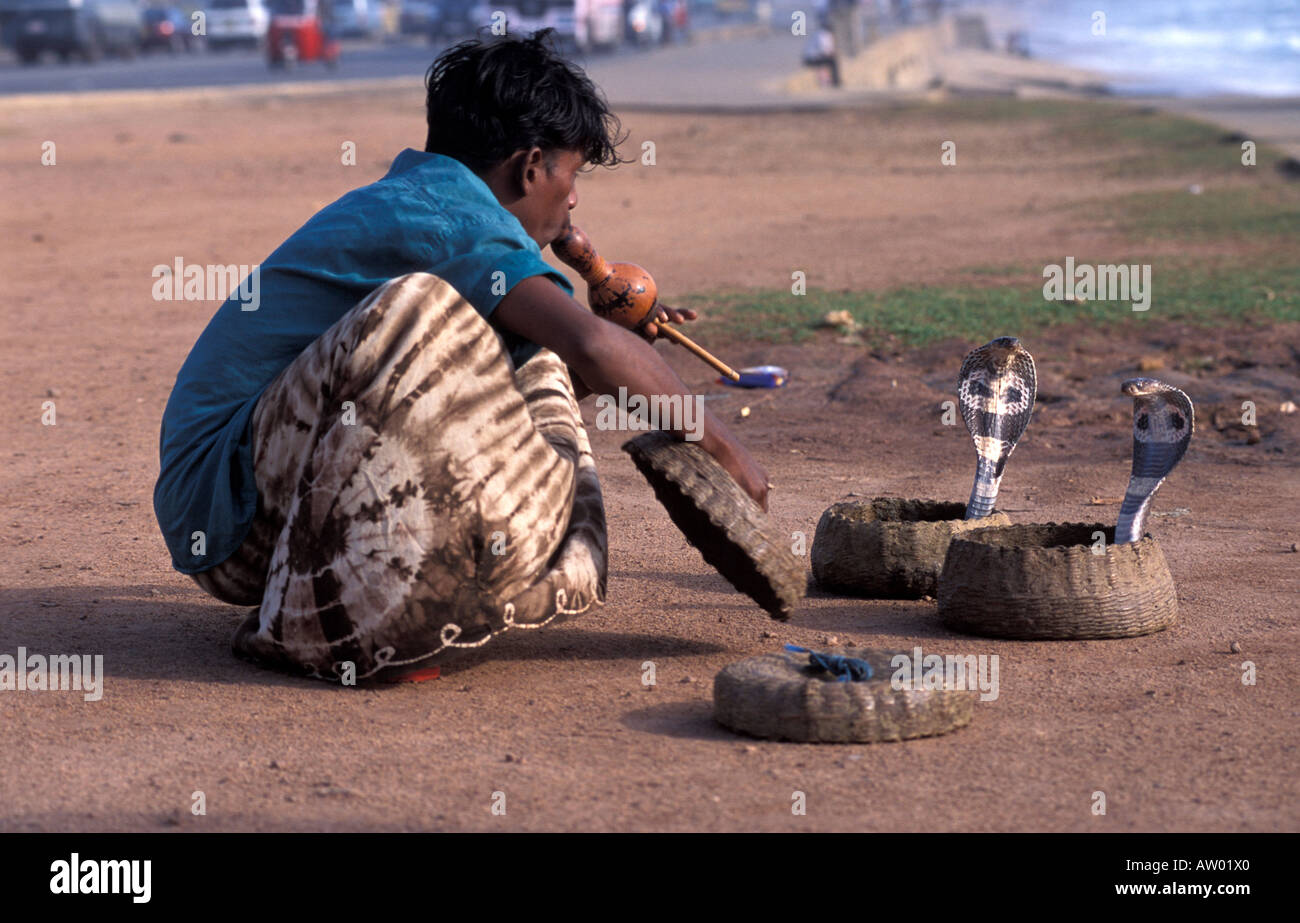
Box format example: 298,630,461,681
9,0,142,64
466,1,578,52
204,0,268,48
141,5,198,52
428,0,475,43
399,0,434,35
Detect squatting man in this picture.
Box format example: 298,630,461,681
154,30,768,682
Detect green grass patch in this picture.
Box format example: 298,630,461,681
875,98,1289,178
1082,185,1300,241
1062,107,1249,177
872,97,1087,125
680,99,1300,346
683,262,1300,346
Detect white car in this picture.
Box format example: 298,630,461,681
204,0,269,48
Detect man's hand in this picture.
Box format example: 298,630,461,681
701,420,770,512
640,304,698,342
494,278,768,509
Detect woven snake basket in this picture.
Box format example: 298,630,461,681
937,522,1178,640
623,431,806,619
811,497,1011,599
713,647,975,743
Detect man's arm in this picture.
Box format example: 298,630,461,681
495,276,769,511
566,363,593,401
565,302,697,403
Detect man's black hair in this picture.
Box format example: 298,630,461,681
424,29,626,174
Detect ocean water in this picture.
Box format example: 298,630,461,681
974,0,1300,97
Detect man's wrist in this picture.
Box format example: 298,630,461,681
698,411,735,461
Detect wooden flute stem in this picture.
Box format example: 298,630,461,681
553,223,741,381
655,324,741,381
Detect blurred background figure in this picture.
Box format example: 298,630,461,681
659,0,689,44
801,0,840,86
626,0,662,46
1005,28,1029,58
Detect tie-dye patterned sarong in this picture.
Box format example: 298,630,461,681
192,273,608,682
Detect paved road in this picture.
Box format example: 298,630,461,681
0,39,508,96
584,31,849,109
0,13,816,104
1,31,877,111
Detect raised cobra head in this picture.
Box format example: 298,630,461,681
1115,377,1194,543
958,336,1037,519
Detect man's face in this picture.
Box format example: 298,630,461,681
509,148,585,248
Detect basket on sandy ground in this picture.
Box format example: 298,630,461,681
811,497,1011,599
713,647,976,743
622,431,806,619
937,522,1178,640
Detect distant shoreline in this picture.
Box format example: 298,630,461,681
1147,95,1300,160
781,12,1300,160
964,0,1300,100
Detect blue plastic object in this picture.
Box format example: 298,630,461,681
718,365,789,389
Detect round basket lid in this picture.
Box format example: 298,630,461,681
622,431,805,619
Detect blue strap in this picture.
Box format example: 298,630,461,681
784,644,874,682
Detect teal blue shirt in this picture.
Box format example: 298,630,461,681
154,149,574,575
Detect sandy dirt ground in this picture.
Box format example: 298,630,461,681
1,87,1297,831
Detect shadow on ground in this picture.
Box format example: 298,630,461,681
0,584,730,687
